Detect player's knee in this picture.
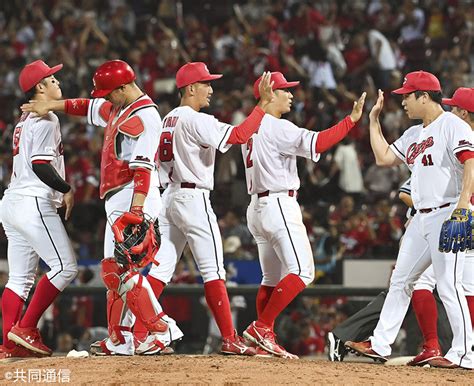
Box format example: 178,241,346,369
62,263,78,285
101,258,128,292
6,274,35,300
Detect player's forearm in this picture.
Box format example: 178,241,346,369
457,158,474,209
369,118,393,166
32,162,71,193
226,106,265,145
315,116,354,153
130,168,151,212
64,99,91,116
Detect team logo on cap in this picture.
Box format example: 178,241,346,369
204,64,209,72
403,77,407,85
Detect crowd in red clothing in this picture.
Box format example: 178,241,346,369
0,0,473,280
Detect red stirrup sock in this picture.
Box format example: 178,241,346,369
2,288,25,349
19,276,60,328
256,285,274,317
411,289,439,349
257,274,306,328
204,279,234,340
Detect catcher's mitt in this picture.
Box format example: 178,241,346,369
438,208,472,253
114,216,160,268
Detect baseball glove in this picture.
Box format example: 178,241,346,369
438,208,472,253
114,217,161,268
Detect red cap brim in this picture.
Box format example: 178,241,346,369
442,98,456,106
47,64,63,77
91,88,114,98
277,81,300,89
392,86,415,95
200,74,223,82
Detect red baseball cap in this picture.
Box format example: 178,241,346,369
392,70,441,95
176,62,222,89
19,60,63,93
442,87,474,113
253,72,300,99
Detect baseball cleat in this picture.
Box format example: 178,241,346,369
428,357,462,369
90,339,115,356
8,324,52,356
135,334,167,355
0,344,45,360
327,332,347,362
255,346,274,358
344,340,387,363
407,346,442,366
243,321,297,359
221,330,256,356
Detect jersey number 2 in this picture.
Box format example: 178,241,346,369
159,132,173,162
246,138,254,168
421,154,433,166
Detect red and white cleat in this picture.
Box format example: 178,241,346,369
0,344,45,360
7,324,52,356
407,346,442,366
243,321,296,358
221,331,256,356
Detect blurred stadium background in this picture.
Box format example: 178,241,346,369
0,0,472,356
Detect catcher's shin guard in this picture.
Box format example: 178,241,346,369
101,258,132,345
125,275,168,333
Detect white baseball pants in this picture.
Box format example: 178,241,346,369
148,185,226,284
370,204,473,368
1,194,77,299
246,193,315,286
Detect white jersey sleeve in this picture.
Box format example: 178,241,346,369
444,115,474,156
398,178,411,195
87,98,112,127
189,112,233,153
389,124,420,163
31,114,60,162
274,119,320,162
129,107,162,171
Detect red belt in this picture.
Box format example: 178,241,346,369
257,190,296,198
181,182,196,189
418,203,450,214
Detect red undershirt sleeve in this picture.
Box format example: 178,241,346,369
315,116,355,153
64,99,91,116
133,167,151,196
456,150,474,163
226,106,265,145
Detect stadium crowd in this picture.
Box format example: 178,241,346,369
0,0,473,353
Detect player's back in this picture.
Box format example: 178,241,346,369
158,106,232,190
6,112,64,206
242,114,319,195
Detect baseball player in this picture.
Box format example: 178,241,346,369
327,179,452,362
146,63,275,356
21,60,182,356
0,60,78,359
241,71,366,359
345,71,474,369
407,87,474,366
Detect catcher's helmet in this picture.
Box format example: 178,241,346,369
91,60,136,98
114,218,160,268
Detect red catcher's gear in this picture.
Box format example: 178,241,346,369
91,60,136,98
99,96,157,198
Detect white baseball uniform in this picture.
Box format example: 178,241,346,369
370,112,474,368
87,96,170,355
1,112,77,299
241,114,318,286
148,105,233,284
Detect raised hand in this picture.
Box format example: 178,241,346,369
349,92,367,123
369,89,384,122
258,71,275,106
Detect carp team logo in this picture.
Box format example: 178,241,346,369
406,136,434,164
403,77,407,85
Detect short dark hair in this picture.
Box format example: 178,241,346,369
414,90,443,104
178,87,186,98
469,112,474,122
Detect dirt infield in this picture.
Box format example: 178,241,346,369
0,355,472,384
